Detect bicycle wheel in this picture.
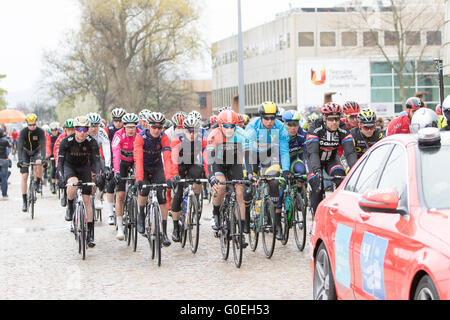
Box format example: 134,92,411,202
248,200,259,252
130,196,138,252
293,193,307,252
231,202,243,268
219,204,230,260
72,204,78,241
261,197,276,259
153,204,162,267
146,205,155,259
280,197,291,246
188,194,200,254
79,204,87,260
180,200,188,248
28,181,35,220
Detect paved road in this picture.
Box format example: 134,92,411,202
0,165,313,300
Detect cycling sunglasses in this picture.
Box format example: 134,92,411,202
150,124,163,130
326,117,340,122
286,120,299,127
362,125,375,130
75,127,89,133
262,115,276,121
221,124,236,129
27,123,37,127
124,124,137,129
185,128,196,133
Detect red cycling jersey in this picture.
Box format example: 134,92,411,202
386,114,411,136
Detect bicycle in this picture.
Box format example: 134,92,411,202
121,168,137,251
279,174,309,251
248,176,284,259
141,182,168,267
22,157,43,219
67,181,96,260
217,179,250,268
176,178,208,254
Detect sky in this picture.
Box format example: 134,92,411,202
0,0,345,107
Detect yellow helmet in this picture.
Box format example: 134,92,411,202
25,113,37,123
258,101,278,115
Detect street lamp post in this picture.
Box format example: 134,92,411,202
237,0,245,115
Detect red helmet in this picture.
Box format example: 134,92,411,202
210,115,218,125
343,101,360,116
321,102,343,116
406,97,424,110
436,104,442,115
218,110,239,125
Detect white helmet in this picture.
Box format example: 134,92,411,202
74,116,91,127
49,122,59,130
111,107,126,120
172,111,186,127
189,110,202,121
139,109,151,120
410,108,439,134
147,112,166,124
183,114,201,128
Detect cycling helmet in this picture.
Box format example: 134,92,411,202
282,110,301,122
410,107,439,133
100,119,106,128
276,107,286,120
111,107,126,120
183,115,201,128
242,114,250,125
307,112,320,123
343,101,361,116
139,109,151,120
436,104,442,116
172,111,186,128
321,102,343,116
74,116,91,127
86,113,102,126
163,119,173,129
357,108,376,126
218,106,232,114
189,110,202,121
25,113,37,123
42,124,50,133
218,110,239,125
49,122,59,130
122,113,139,125
405,97,424,110
147,112,165,124
258,101,278,115
210,115,218,125
64,119,74,128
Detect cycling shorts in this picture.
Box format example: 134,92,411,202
117,160,134,192
64,163,93,195
139,164,167,204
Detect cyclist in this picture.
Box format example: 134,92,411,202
241,114,250,129
341,101,361,130
104,107,126,225
134,112,173,247
205,109,250,246
17,113,47,212
210,115,219,130
306,112,320,131
165,111,186,141
351,108,384,159
441,96,450,132
410,108,439,133
57,116,105,248
54,119,75,207
306,102,357,217
87,112,112,211
435,104,448,129
167,114,208,242
46,122,61,194
386,97,424,135
244,102,291,241
137,109,151,130
112,113,140,240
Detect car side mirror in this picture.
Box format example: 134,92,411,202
358,188,401,214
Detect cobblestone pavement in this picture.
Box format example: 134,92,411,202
0,165,313,300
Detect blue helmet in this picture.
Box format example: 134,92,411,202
282,110,301,122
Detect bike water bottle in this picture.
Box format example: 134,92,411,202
183,196,188,214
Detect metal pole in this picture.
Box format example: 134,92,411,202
434,58,445,106
237,0,245,114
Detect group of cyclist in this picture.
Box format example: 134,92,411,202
12,92,448,252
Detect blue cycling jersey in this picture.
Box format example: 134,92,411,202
288,128,307,163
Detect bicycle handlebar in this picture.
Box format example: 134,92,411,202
322,175,346,181
177,178,208,184
141,183,168,189
219,180,252,185
66,182,96,188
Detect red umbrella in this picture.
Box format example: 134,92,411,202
0,109,26,124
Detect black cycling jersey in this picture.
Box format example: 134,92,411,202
306,119,357,173
350,127,383,159
57,134,102,176
17,127,46,161
0,137,11,159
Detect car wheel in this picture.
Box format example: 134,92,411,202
414,275,440,300
313,242,337,300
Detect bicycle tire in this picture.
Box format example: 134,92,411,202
153,204,162,267
72,205,78,241
79,204,87,260
29,181,35,220
219,203,230,260
280,197,291,246
293,193,307,252
131,196,138,252
146,204,155,259
188,194,200,254
231,202,243,268
180,200,187,248
249,199,259,252
261,197,276,259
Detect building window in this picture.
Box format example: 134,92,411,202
406,31,420,46
384,31,399,46
363,31,378,47
427,31,442,45
198,92,207,109
320,32,336,47
342,31,357,46
298,32,314,47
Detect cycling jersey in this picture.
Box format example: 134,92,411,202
386,113,411,136
17,127,47,163
288,129,307,164
350,127,384,158
438,115,447,129
105,124,122,143
133,130,172,182
341,117,359,130
45,132,61,159
91,127,112,168
111,128,141,173
245,118,290,172
305,119,357,174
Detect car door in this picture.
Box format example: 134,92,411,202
352,144,410,300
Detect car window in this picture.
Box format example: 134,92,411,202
353,144,393,194
344,157,367,192
377,145,408,200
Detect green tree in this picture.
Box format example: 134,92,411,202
0,74,7,110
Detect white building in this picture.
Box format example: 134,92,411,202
212,1,446,118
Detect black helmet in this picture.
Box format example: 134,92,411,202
405,97,424,110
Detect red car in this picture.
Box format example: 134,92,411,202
310,128,450,300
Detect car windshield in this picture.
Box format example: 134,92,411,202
420,145,450,209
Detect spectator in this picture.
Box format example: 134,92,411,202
0,129,12,199
376,117,384,130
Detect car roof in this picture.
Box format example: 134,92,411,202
380,131,450,147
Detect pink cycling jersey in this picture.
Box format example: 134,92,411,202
386,114,410,136
111,128,141,173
